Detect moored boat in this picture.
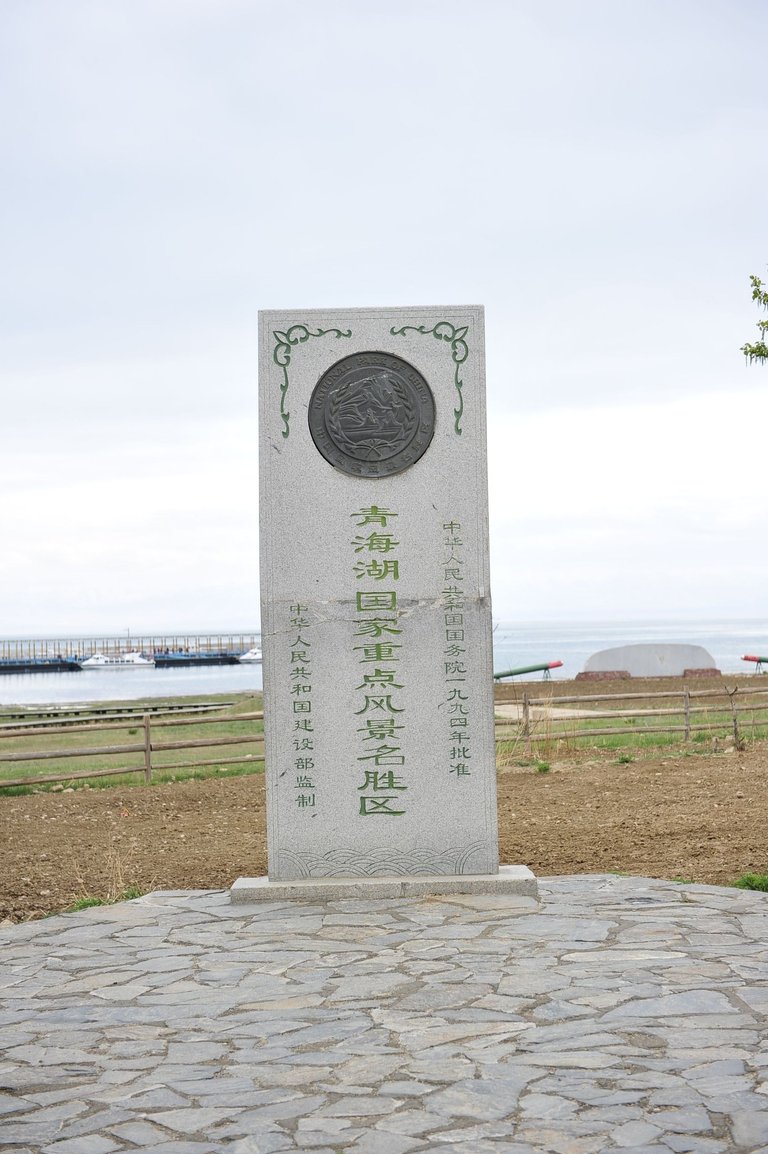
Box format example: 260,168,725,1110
79,651,155,669
238,647,262,664
153,651,240,668
0,657,82,675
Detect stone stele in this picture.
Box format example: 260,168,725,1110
231,305,537,902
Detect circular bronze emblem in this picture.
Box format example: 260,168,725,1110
308,352,435,478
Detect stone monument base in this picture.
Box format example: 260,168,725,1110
230,865,538,903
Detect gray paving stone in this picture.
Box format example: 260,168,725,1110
173,1077,275,1100
425,1071,540,1120
296,1116,362,1135
4,1100,87,1125
649,1105,713,1132
335,1056,404,1083
578,1104,644,1125
729,1109,768,1147
130,1144,224,1154
685,1088,767,1113
295,1135,358,1149
402,1057,476,1082
518,1092,579,1121
40,1138,123,1154
109,1087,192,1108
108,1119,176,1145
612,1119,663,1146
50,1108,136,1141
473,1139,585,1154
212,1114,300,1140
5,1112,80,1144
420,1145,536,1154
227,1136,296,1154
373,1109,447,1136
143,1107,243,1132
378,1078,435,1097
604,991,736,1018
163,1041,228,1063
346,1131,424,1153
2,876,768,1154
399,986,496,1012
517,1049,623,1069
317,1095,403,1117
662,1137,728,1153
234,1094,328,1122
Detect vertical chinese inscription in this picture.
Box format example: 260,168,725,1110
440,519,472,778
287,603,316,811
350,505,408,817
259,305,502,883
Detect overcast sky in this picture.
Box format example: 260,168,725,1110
2,0,767,635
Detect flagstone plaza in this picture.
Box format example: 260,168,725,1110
2,875,768,1152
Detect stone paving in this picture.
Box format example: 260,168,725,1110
1,874,768,1153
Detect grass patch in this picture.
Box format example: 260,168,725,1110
79,757,264,791
496,693,768,759
64,886,146,913
732,873,768,892
0,693,263,792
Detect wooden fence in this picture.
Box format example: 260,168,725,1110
2,684,768,790
495,683,768,750
0,707,264,789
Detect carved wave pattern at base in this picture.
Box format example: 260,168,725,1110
278,842,493,879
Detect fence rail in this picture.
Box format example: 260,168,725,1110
0,706,264,790
0,700,236,729
2,684,768,791
496,684,768,749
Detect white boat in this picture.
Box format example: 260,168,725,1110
79,651,155,669
238,647,262,664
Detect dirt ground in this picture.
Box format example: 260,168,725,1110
2,676,767,922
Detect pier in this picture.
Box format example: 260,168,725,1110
0,633,261,660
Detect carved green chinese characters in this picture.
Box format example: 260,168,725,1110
257,305,503,886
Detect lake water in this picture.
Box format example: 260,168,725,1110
1,619,766,705
491,619,768,681
0,662,264,707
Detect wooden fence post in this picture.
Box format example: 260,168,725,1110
683,690,690,741
143,714,152,783
726,687,742,749
522,693,532,755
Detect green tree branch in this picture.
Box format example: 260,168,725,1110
741,274,768,364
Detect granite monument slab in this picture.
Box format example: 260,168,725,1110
232,305,536,901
